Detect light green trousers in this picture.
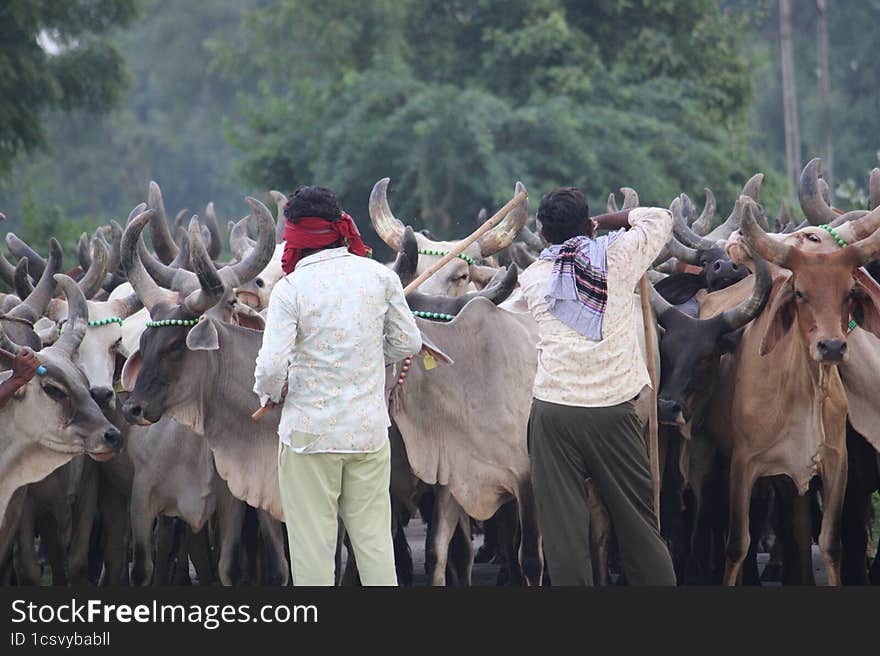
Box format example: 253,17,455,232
278,438,397,586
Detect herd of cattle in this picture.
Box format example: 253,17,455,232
1,157,879,586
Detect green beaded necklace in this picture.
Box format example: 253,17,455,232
145,317,201,328
58,316,123,334
417,248,475,266
412,310,454,322
818,224,857,332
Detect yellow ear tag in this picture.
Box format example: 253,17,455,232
423,353,437,370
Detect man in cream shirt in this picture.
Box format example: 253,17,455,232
519,186,676,586
254,186,421,586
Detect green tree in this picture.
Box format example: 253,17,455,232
0,0,138,179
220,0,773,258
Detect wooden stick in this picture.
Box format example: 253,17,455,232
638,275,662,529
402,188,528,295
251,405,270,422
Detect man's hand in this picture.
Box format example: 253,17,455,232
11,349,40,386
264,381,288,410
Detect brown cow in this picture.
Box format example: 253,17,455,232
700,197,880,585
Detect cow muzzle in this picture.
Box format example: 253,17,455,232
658,398,688,427
815,338,848,363
121,399,156,426
86,425,123,461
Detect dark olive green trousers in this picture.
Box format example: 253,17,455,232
528,397,676,586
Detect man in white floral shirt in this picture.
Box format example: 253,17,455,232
254,186,422,586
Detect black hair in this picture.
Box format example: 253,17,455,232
284,185,342,223
537,186,593,244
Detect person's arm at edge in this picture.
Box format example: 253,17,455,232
383,273,422,363
253,279,297,407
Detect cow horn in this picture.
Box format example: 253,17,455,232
0,246,17,287
77,237,109,299
691,188,716,236
173,208,188,234
121,209,174,311
720,253,772,330
204,202,223,260
5,233,46,280
391,226,419,287
829,209,871,234
138,221,179,289
369,178,406,250
620,187,639,210
13,258,34,299
739,197,791,266
845,217,880,266
269,190,287,244
511,242,538,269
229,216,256,261
645,280,675,323
147,181,180,264
9,238,62,324
651,245,672,269
105,220,123,273
126,202,147,226
517,223,545,251
665,235,701,265
775,201,791,233
184,218,225,314
478,181,529,257
226,197,275,286
606,193,618,213
0,314,22,355
798,158,838,226
869,168,880,212
711,174,764,241
77,233,91,272
52,274,88,357
672,196,717,251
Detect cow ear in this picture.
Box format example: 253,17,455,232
718,327,744,354
759,278,796,356
186,318,220,351
469,265,498,289
419,332,453,365
121,350,142,392
850,267,880,339
234,304,266,331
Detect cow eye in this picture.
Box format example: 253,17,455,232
42,383,67,401
807,234,821,243
255,278,265,288
794,290,804,299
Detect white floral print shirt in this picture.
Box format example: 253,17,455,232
253,247,422,453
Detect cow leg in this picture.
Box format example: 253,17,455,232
586,479,610,586
516,480,543,586
13,494,42,585
37,511,68,586
186,526,216,585
216,498,246,586
448,514,473,586
817,451,847,587
153,516,177,585
129,485,156,586
841,427,875,585
722,457,757,586
430,486,461,586
99,488,131,586
785,489,816,585
256,510,289,586
391,501,414,586
67,459,99,584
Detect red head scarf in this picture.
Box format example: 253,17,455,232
281,212,371,274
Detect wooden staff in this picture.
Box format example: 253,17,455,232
403,187,528,295
638,275,662,528
252,187,529,422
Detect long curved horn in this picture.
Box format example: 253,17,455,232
13,258,34,299
712,174,764,240
646,279,676,323
620,187,639,210
120,209,175,311
511,242,537,269
9,238,62,323
829,209,870,231
147,181,180,264
369,178,406,250
5,233,46,279
672,196,717,251
105,220,123,274
269,190,287,244
77,237,109,299
204,202,223,260
739,197,791,266
832,205,880,250
478,181,529,257
606,193,618,213
0,314,22,355
798,158,838,226
720,253,772,330
126,203,147,226
0,247,17,287
869,169,880,212
52,274,89,357
169,225,193,271
229,216,256,261
665,235,701,265
774,201,791,233
391,226,419,287
77,233,91,272
517,224,545,251
138,228,179,289
226,197,275,286
845,217,880,266
691,188,716,236
184,218,225,314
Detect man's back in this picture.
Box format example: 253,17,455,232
255,246,421,452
